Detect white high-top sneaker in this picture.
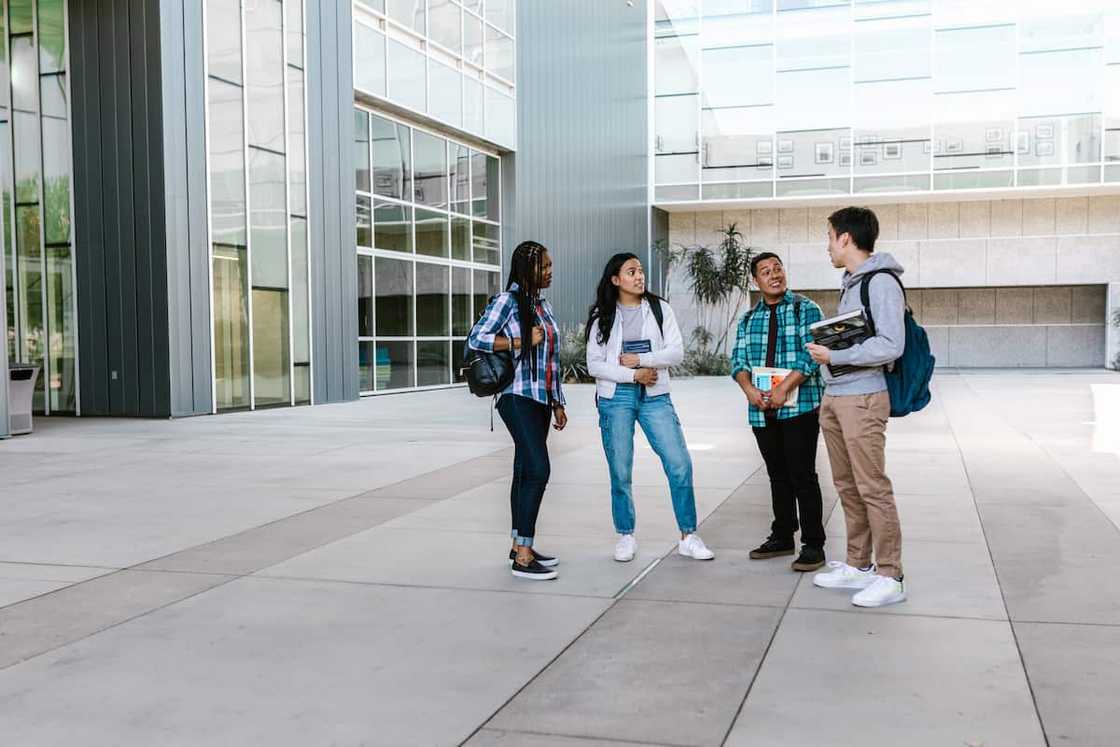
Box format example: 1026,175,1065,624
614,534,637,562
678,534,715,560
812,561,877,590
851,575,907,608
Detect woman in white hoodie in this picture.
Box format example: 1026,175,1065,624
585,253,714,563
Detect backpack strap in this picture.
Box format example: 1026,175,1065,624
648,295,665,337
858,270,905,335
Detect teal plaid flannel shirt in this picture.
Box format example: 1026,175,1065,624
729,290,825,428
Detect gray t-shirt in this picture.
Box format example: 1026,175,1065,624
619,304,644,343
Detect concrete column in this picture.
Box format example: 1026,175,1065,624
1107,282,1120,371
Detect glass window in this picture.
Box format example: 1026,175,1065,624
288,68,307,216
472,220,499,265
452,340,468,382
451,143,471,213
387,0,425,33
451,216,470,260
452,266,471,335
40,75,71,245
208,79,247,246
13,110,40,204
655,153,699,184
207,0,242,83
471,151,500,220
702,46,772,109
359,340,375,391
357,195,372,246
286,0,304,66
9,0,33,34
1018,114,1102,167
853,79,932,175
375,201,412,253
701,10,772,48
375,256,414,336
1019,48,1103,118
430,0,462,53
654,35,699,96
416,262,449,336
358,254,374,337
655,94,699,155
776,4,849,72
388,38,427,113
933,88,1014,171
934,25,1015,93
252,288,291,407
291,216,310,366
775,66,849,129
413,131,448,208
485,0,515,35
472,269,500,318
249,148,288,289
355,110,371,192
464,76,483,133
1021,10,1102,53
702,107,775,182
486,26,515,82
16,206,42,372
11,36,35,111
245,0,286,152
415,208,449,257
484,86,515,148
775,128,850,179
38,0,66,74
371,115,411,199
375,340,414,390
854,16,931,83
464,14,484,66
429,59,462,128
417,341,450,386
354,22,387,96
655,0,699,35
212,244,251,410
46,245,75,412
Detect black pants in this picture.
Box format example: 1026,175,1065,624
751,409,825,548
497,393,552,545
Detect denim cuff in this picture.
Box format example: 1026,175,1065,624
511,530,518,539
515,535,534,547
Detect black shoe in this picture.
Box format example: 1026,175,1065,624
511,558,558,580
749,537,795,560
791,545,826,572
509,549,559,567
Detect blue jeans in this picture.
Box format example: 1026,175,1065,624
598,384,697,535
498,393,552,547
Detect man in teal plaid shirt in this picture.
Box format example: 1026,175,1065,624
730,252,828,573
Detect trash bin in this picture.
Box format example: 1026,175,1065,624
8,364,39,436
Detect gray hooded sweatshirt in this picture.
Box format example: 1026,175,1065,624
821,252,906,396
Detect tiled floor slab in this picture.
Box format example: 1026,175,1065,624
467,730,673,747
824,491,985,544
488,599,782,747
726,608,1045,746
625,549,799,608
0,577,610,747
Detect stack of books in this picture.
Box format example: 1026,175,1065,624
809,309,872,377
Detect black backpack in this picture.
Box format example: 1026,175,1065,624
462,294,519,398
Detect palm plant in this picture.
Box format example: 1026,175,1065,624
680,222,754,354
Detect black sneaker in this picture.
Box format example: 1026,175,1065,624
790,545,826,572
511,558,558,580
749,537,795,560
508,549,559,567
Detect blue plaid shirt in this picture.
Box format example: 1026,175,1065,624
730,290,824,428
467,283,566,407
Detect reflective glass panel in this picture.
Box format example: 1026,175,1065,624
374,201,412,253
354,22,387,97
472,220,499,265
486,26,514,82
655,94,698,155
464,77,483,133
287,68,307,216
246,0,286,152
375,256,414,336
655,153,699,184
701,10,772,48
387,0,425,33
16,206,41,370
38,0,66,74
417,341,450,386
776,128,850,179
46,245,74,412
416,262,449,336
252,288,291,407
471,152,500,220
484,86,515,148
933,89,1014,171
464,14,484,66
371,115,410,199
654,34,699,96
450,143,471,214
472,269,500,318
358,254,373,337
702,107,775,182
429,59,462,128
249,148,288,289
13,109,39,204
415,208,448,258
430,0,462,53
355,109,371,192
41,75,71,244
934,25,1015,93
207,0,242,83
208,79,247,246
451,216,470,260
213,244,251,410
452,266,471,335
388,38,426,113
11,36,36,112
485,0,515,35
286,0,304,66
413,130,448,208
290,216,310,365
356,195,372,247
452,339,467,382
702,46,772,108
375,340,414,390
776,4,849,72
359,340,374,391
1019,48,1103,118
9,0,33,34
853,15,931,83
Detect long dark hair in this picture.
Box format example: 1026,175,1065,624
506,241,548,361
584,252,662,345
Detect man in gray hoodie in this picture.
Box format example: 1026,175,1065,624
805,206,907,608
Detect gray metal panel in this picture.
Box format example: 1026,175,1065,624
161,0,212,417
515,1,649,328
71,0,173,417
307,0,358,404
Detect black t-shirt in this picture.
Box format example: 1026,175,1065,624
765,301,780,418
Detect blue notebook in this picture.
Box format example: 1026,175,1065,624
622,339,652,354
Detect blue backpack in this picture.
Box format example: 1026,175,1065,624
859,270,935,417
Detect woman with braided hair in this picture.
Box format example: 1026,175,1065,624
467,241,567,580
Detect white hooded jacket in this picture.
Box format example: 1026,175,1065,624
586,298,684,399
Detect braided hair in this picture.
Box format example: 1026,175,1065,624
505,241,548,370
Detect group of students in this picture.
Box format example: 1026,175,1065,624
466,206,909,609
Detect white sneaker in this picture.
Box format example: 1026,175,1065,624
852,575,907,608
678,534,715,560
812,561,878,590
614,534,636,562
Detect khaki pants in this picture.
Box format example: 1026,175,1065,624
819,391,902,578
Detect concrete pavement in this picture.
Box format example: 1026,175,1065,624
1,372,1118,745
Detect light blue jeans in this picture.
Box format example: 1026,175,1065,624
597,384,698,535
